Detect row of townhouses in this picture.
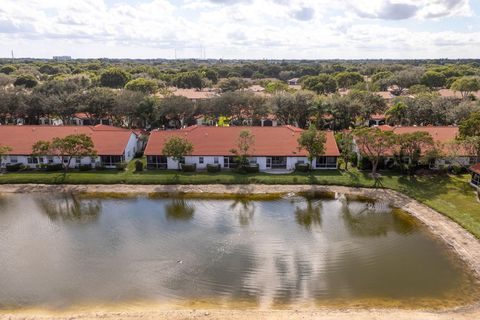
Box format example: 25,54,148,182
0,124,479,189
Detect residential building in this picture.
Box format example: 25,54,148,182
288,78,299,85
69,113,112,126
470,163,480,189
356,125,476,169
368,114,386,126
144,125,340,171
0,125,138,169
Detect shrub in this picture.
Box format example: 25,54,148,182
450,165,466,175
295,163,310,172
95,166,107,171
6,163,24,172
135,160,144,172
245,164,259,173
116,162,128,171
207,163,221,173
358,157,372,170
45,163,64,171
236,163,259,174
350,153,358,167
181,163,196,172
79,164,92,171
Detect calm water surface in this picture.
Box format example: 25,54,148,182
0,193,477,309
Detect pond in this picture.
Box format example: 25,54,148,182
0,192,478,310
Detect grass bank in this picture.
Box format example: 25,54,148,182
0,166,479,238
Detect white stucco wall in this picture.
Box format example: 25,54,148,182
160,155,337,171
123,133,138,162
2,155,101,169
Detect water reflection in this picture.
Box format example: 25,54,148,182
295,200,322,230
230,198,255,226
340,199,414,237
36,193,101,223
165,199,195,220
0,193,476,309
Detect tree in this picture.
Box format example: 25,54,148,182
451,77,480,99
217,77,247,92
230,130,255,167
461,136,480,164
297,125,326,168
172,71,203,89
100,68,130,88
323,94,360,130
385,101,409,125
270,90,315,128
390,68,423,92
334,72,363,89
32,134,97,171
14,74,38,88
300,74,337,94
81,87,117,123
335,132,354,170
264,81,289,93
0,65,16,75
202,69,218,84
371,71,393,83
459,112,480,137
161,136,194,169
396,131,435,175
157,95,195,128
0,145,13,171
125,78,159,94
421,71,446,89
353,127,395,176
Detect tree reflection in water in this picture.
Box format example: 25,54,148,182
165,198,195,220
340,198,414,237
36,193,101,223
295,200,322,230
230,198,255,226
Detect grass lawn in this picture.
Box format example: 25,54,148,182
0,163,479,238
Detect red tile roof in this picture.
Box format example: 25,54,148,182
374,125,466,155
0,125,134,155
145,126,340,157
378,125,459,142
370,113,386,121
470,163,480,175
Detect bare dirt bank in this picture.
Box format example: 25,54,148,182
2,308,480,320
1,183,480,320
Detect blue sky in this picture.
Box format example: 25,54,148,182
0,0,478,59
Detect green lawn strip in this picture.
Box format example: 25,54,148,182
0,169,478,238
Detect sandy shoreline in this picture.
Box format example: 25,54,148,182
1,183,480,320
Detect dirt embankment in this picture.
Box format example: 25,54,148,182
1,184,480,320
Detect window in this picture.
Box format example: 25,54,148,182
28,157,39,164
146,155,168,169
472,173,480,186
47,156,53,163
316,156,337,168
214,157,219,164
199,157,204,164
10,156,18,163
249,157,257,164
100,155,123,166
469,157,477,165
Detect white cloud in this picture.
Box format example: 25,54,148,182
0,0,478,59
